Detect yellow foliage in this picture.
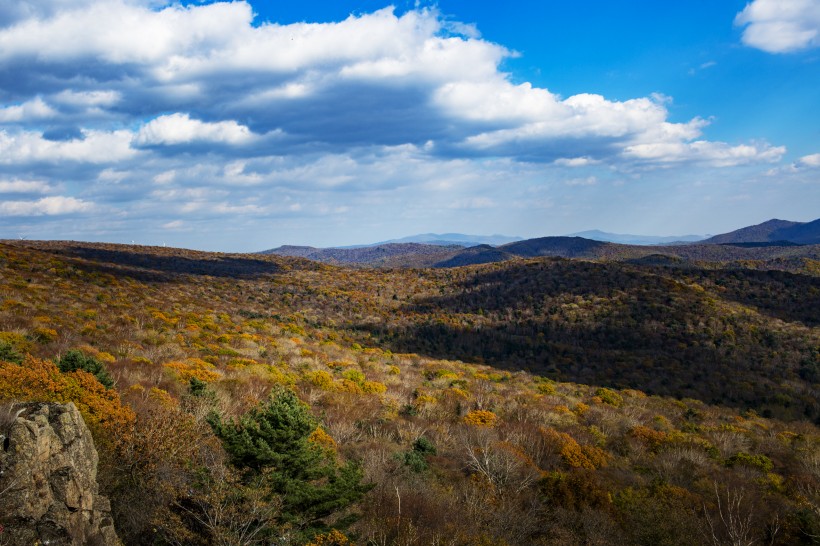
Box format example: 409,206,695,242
337,379,364,394
448,387,470,399
164,359,221,383
327,360,355,369
307,370,335,390
536,381,556,395
32,326,58,343
414,394,437,409
362,380,387,394
148,387,178,408
463,409,498,427
308,427,338,455
305,529,351,546
227,357,258,369
0,331,33,353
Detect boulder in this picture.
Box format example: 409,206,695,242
0,402,120,545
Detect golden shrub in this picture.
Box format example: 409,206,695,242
463,409,498,427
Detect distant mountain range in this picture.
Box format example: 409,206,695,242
261,218,820,269
566,230,706,245
702,218,820,245
341,233,523,248
260,243,460,267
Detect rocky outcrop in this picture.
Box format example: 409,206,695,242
0,402,120,545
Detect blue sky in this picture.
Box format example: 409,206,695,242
0,0,818,251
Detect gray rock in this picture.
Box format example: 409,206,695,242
0,402,121,545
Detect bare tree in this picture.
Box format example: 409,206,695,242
170,467,280,546
702,482,758,546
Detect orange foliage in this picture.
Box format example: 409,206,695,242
0,356,135,438
540,427,609,469
163,358,221,383
629,425,668,452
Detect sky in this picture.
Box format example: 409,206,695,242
0,0,818,251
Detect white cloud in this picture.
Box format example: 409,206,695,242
770,152,820,174
52,89,121,107
623,140,785,167
799,152,820,167
0,179,52,193
134,113,256,146
0,1,250,64
0,2,785,167
0,128,137,163
736,0,820,53
0,97,56,122
0,195,94,215
0,1,809,249
553,157,599,167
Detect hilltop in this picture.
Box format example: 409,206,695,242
703,217,820,245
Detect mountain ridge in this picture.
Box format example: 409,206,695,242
703,217,820,245
566,229,706,245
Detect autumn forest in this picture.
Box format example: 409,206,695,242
1,239,819,545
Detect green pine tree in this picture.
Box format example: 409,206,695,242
208,386,371,542
56,349,113,388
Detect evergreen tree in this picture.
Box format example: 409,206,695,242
0,341,23,365
56,349,113,388
208,386,371,541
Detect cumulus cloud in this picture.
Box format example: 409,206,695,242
0,179,52,193
736,0,820,53
0,128,137,163
623,140,785,167
134,113,256,146
0,1,779,167
799,153,820,167
0,97,56,122
0,195,94,215
770,152,820,174
0,1,804,248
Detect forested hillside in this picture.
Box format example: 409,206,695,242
1,240,819,545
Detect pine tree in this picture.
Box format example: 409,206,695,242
208,386,371,542
56,349,113,388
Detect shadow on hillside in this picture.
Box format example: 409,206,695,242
354,260,819,422
54,246,283,281
694,268,820,327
